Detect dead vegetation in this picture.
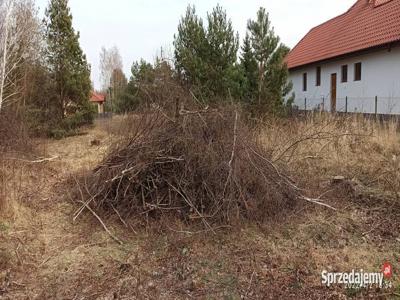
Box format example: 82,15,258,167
74,96,400,244
0,111,32,212
76,106,301,230
262,113,400,210
260,112,400,249
0,111,32,154
1,105,400,299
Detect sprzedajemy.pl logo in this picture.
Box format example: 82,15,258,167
321,262,393,289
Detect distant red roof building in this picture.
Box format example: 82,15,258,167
90,92,106,114
286,0,400,69
90,92,106,103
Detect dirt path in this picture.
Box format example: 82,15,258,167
1,122,126,299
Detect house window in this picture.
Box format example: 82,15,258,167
303,73,307,91
316,66,321,86
354,62,362,81
341,65,348,83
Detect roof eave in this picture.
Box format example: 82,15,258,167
288,41,400,71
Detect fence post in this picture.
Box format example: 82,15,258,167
375,96,378,117
345,96,348,113
304,97,307,112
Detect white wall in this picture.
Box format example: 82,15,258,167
288,46,400,114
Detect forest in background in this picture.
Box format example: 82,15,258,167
94,5,294,118
0,0,95,141
0,0,293,142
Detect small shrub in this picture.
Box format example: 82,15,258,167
48,103,96,139
48,128,69,140
24,101,96,139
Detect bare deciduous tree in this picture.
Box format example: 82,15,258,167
0,0,40,113
99,46,123,91
99,46,124,112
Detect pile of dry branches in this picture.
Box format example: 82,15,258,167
77,105,301,228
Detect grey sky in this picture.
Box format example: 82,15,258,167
36,0,354,89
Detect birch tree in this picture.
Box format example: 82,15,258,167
0,0,40,113
99,46,123,91
99,46,123,112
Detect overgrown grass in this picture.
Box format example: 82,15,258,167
1,111,399,298
261,112,400,196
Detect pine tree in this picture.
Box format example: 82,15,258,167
205,5,239,97
115,59,154,113
174,5,239,100
173,5,207,88
44,0,92,121
131,59,155,84
264,45,294,112
240,33,258,102
247,7,292,113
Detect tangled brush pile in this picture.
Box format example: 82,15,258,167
78,105,300,228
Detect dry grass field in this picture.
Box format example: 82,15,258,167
0,114,399,299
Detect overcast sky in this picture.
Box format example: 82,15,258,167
35,0,354,89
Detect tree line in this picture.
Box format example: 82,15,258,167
0,0,294,142
103,5,294,116
0,0,93,138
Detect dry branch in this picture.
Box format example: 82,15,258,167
299,196,337,211
74,177,123,245
3,156,59,164
75,105,300,228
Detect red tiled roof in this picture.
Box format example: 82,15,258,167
90,92,106,103
286,0,400,69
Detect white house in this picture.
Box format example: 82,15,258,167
286,0,400,114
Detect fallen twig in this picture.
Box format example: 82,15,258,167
74,178,123,245
4,156,59,164
77,199,123,245
299,196,337,211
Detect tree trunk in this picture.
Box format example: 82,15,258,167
258,61,264,106
0,1,12,113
